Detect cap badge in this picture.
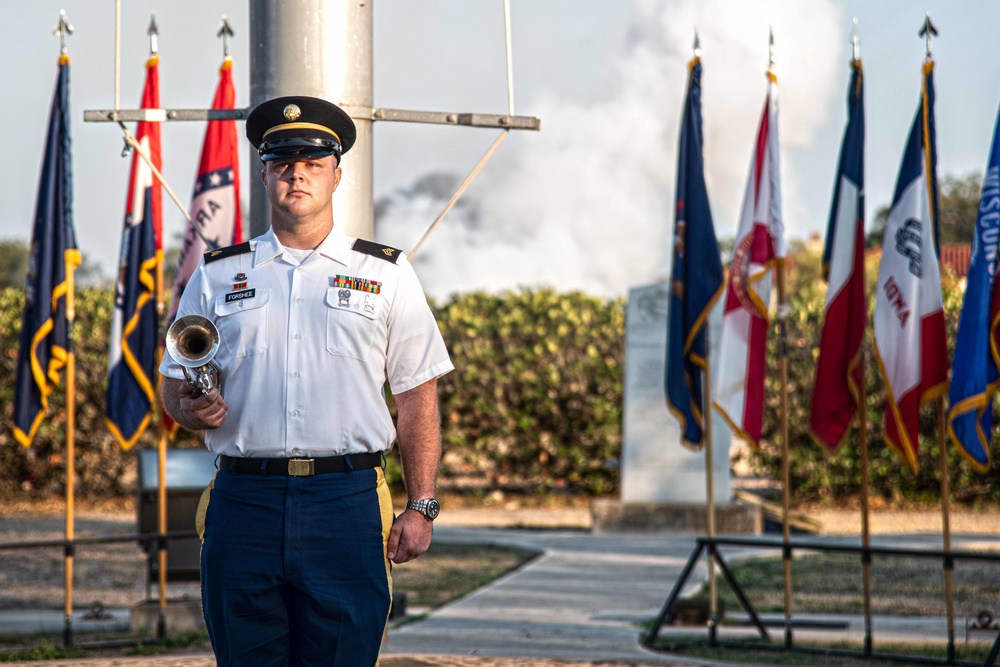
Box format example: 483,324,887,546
283,104,302,121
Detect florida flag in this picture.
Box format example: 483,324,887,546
873,61,948,473
106,55,162,450
809,59,866,452
946,104,1000,473
166,55,243,325
714,71,785,449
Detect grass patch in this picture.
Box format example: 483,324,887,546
701,551,1000,617
391,542,537,608
658,639,992,667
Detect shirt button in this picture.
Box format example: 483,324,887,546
291,371,300,378
291,449,302,456
291,410,300,417
293,333,301,340
295,297,303,303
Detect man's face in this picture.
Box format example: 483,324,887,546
261,155,342,222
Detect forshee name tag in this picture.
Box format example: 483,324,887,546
225,288,256,303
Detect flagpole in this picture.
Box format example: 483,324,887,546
920,14,954,660
146,15,170,639
703,326,719,645
776,258,793,650
63,255,77,648
767,27,794,649
858,349,873,656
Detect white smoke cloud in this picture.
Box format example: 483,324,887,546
377,0,845,299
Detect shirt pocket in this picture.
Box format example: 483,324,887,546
214,288,270,358
325,287,380,360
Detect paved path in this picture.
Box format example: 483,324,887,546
4,527,1000,666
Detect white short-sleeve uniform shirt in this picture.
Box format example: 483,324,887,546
159,227,454,458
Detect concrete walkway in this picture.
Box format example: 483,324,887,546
3,527,1000,665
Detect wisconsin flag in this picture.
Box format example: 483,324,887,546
665,56,724,449
714,71,785,449
166,55,243,325
106,55,163,450
13,54,80,447
809,59,866,452
873,61,948,473
946,105,1000,473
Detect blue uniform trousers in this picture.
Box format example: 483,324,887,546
201,466,393,666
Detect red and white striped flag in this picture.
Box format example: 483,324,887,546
714,71,784,449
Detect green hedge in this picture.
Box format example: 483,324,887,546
0,272,997,504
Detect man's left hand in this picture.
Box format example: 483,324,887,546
387,509,433,564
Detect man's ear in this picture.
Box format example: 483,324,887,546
260,165,267,185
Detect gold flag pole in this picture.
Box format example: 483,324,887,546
703,325,719,645
63,257,77,648
146,13,170,639
858,350,873,656
769,28,794,650
53,12,77,648
938,399,955,662
776,257,793,650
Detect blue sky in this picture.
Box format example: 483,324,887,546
3,0,1000,296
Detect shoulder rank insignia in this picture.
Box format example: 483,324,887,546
352,238,400,264
204,241,251,264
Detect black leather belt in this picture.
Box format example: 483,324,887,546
219,453,383,477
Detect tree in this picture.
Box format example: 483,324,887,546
0,240,28,289
866,171,981,248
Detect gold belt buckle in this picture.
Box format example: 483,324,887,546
288,458,315,476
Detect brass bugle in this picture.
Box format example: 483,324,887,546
166,315,222,396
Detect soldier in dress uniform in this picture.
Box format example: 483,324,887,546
160,95,453,666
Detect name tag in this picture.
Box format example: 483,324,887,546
225,288,256,303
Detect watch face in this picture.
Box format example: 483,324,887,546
426,499,440,520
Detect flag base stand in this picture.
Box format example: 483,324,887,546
590,500,761,534
130,599,204,635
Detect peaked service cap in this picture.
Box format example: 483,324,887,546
245,95,357,162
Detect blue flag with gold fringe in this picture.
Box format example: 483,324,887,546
946,103,1000,473
665,57,724,449
13,54,80,447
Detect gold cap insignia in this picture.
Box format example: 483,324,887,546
283,104,302,121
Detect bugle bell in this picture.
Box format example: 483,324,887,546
166,315,223,396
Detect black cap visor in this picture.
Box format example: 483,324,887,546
258,137,343,162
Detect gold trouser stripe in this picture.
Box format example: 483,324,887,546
195,471,218,542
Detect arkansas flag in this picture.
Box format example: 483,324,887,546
106,54,162,450
166,55,243,325
946,104,1000,473
714,71,785,449
809,59,866,452
873,61,948,473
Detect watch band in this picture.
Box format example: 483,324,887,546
406,498,440,521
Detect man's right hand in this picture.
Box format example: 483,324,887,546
162,377,228,430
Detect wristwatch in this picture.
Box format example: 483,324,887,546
406,498,440,521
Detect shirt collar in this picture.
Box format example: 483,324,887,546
252,227,353,268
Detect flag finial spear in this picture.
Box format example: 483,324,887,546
147,12,159,55
693,29,701,58
217,15,235,57
919,11,938,59
53,10,73,55
852,18,861,61
768,26,776,72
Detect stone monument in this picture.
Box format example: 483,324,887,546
591,279,760,533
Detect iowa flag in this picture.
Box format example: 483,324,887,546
946,104,1000,473
106,55,162,450
714,71,784,449
873,61,948,473
665,56,723,449
809,59,866,452
13,54,80,447
166,55,243,325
